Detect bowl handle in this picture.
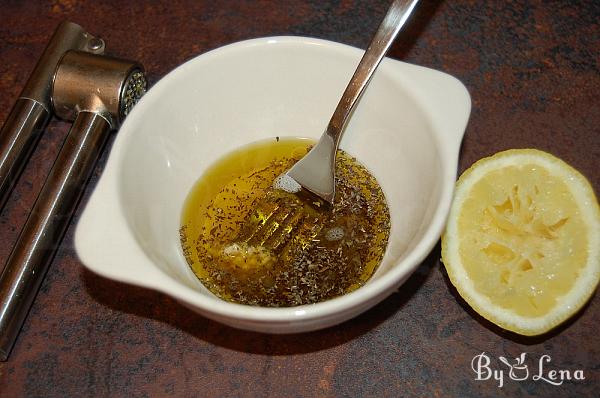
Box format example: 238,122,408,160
385,59,471,155
74,165,168,290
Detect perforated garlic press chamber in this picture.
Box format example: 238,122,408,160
0,23,147,360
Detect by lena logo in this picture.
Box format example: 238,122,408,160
498,353,528,381
471,352,585,388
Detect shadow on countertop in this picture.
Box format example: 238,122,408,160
82,243,439,356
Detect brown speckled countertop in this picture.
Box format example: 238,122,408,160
0,1,598,397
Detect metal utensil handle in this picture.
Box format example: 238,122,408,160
0,22,103,210
325,0,419,144
0,100,49,208
0,111,111,361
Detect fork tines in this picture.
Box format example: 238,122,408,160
236,190,324,255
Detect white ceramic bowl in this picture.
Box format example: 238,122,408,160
75,36,471,333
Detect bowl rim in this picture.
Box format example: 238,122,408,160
75,35,471,327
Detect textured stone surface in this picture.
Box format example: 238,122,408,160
0,1,598,397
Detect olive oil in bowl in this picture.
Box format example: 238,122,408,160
180,137,390,306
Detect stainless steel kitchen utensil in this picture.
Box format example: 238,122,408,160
285,0,419,203
235,189,324,256
0,50,147,361
0,21,104,210
234,0,419,252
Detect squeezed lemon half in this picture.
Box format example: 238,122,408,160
441,149,600,336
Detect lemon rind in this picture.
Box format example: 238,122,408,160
442,149,600,336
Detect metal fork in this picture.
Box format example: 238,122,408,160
285,0,419,204
231,0,418,253
235,190,325,256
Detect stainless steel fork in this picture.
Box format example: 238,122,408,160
233,0,419,252
236,189,324,255
285,0,419,204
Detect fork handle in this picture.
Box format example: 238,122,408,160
325,0,419,144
